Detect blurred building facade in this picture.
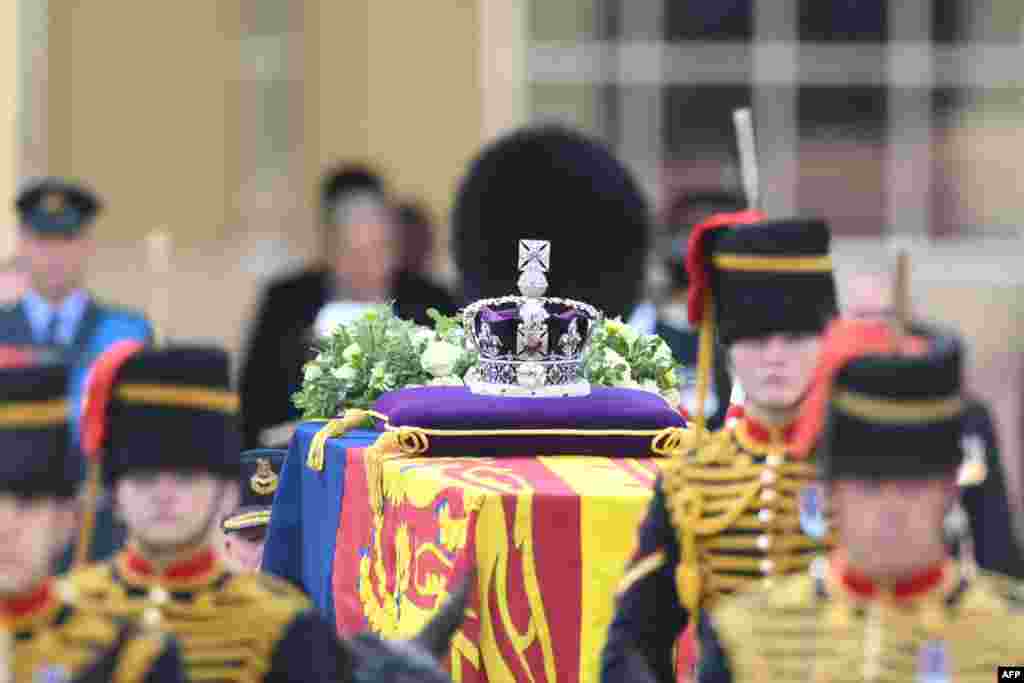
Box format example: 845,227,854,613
3,0,1022,527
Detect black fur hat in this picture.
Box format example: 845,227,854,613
452,125,651,320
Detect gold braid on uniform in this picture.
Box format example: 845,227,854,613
1,579,174,681
661,423,831,618
711,563,1024,682
68,562,312,682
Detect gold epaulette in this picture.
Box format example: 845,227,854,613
218,572,313,616
712,566,1024,682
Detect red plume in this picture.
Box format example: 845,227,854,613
790,319,928,458
81,340,145,463
685,210,766,325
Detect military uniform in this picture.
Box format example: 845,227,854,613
0,360,183,682
602,216,839,683
703,320,1024,681
68,345,347,682
222,449,284,537
3,179,153,571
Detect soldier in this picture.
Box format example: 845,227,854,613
843,263,1024,578
68,342,349,681
221,450,284,572
0,178,154,569
702,318,1024,681
602,214,838,682
0,358,183,681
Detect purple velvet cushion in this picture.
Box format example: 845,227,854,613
370,386,684,458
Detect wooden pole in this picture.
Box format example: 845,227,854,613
146,229,172,345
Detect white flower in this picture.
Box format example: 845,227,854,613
603,349,632,382
428,375,464,386
421,340,462,378
304,364,322,381
615,378,640,389
332,365,358,382
660,388,681,408
412,327,435,347
342,343,363,363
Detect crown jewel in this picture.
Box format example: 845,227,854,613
463,239,602,397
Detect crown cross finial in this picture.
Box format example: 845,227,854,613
518,239,549,298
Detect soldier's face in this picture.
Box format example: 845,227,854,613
832,477,954,582
729,333,821,411
18,230,92,302
223,527,266,572
116,472,237,550
0,495,74,595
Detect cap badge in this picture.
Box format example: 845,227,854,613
250,457,279,495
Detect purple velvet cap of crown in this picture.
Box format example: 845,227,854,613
473,302,591,359
370,385,684,457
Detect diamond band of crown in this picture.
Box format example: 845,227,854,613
463,239,602,397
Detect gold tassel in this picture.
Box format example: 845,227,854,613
306,409,376,471
73,459,102,569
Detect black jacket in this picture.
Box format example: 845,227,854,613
239,267,457,448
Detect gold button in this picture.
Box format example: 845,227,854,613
760,489,777,503
149,586,170,605
142,607,163,628
757,535,772,550
766,454,784,466
760,559,775,574
761,470,777,485
758,509,775,523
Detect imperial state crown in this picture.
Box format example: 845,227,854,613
462,239,602,397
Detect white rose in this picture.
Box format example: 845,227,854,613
332,365,358,382
603,349,632,382
421,340,462,378
660,388,682,408
428,375,464,386
342,343,363,363
304,364,322,381
413,327,435,347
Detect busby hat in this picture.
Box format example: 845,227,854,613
0,359,76,498
82,342,241,485
452,124,650,320
15,177,102,237
687,216,837,347
222,449,284,533
792,318,965,480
